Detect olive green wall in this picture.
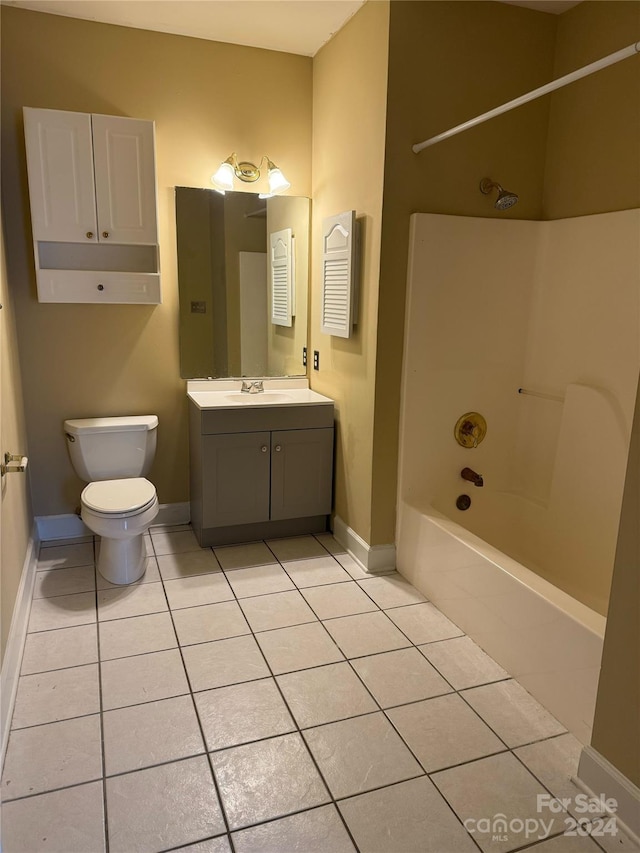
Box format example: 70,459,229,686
0,6,312,517
371,0,557,544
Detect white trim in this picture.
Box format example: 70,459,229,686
576,746,640,842
35,503,191,542
1,524,39,770
332,515,396,573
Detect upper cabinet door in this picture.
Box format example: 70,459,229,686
23,108,98,243
92,114,157,245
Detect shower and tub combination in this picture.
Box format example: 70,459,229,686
398,42,640,744
396,204,639,743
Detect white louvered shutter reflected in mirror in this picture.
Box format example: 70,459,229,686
321,210,357,338
269,227,293,327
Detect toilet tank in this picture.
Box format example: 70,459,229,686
64,416,158,482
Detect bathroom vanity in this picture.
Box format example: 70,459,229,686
188,383,334,546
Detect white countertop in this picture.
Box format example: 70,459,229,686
187,379,334,410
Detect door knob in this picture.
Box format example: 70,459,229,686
86,231,94,239
275,445,282,452
102,231,109,238
261,446,268,453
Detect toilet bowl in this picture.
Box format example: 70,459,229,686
64,415,159,586
81,478,159,584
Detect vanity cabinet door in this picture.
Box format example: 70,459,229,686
270,428,334,521
92,114,158,245
202,432,270,528
23,108,98,243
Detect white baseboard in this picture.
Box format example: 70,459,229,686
1,523,39,771
576,745,640,842
332,515,396,574
36,503,191,542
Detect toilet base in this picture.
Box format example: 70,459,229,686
97,533,147,585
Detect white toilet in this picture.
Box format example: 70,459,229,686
64,415,159,585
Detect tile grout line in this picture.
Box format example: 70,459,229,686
149,533,239,853
93,536,111,853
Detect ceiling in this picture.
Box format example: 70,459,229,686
1,0,583,57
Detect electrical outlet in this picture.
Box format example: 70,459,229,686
313,350,320,371
302,347,307,367
190,301,207,314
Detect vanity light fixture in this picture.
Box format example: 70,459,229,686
211,153,290,196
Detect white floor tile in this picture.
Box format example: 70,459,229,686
281,556,352,588
386,602,464,644
195,678,295,751
357,574,427,609
28,592,96,633
173,600,251,646
211,733,330,830
2,715,102,801
179,838,233,853
33,566,95,599
322,611,411,658
20,624,98,675
40,535,93,548
164,573,234,610
255,622,344,674
95,556,160,589
0,781,105,853
432,752,566,853
304,712,422,799
12,664,100,729
106,756,225,852
157,548,221,579
527,834,604,851
98,611,177,660
101,649,189,710
37,541,94,570
339,776,478,853
233,805,356,853
97,581,168,622
313,533,346,555
514,733,587,812
300,582,378,620
150,528,203,555
214,542,274,570
351,647,452,708
277,662,377,728
183,635,270,692
225,563,295,599
266,535,328,562
419,635,509,689
463,680,566,747
387,693,506,772
103,695,204,775
239,589,317,633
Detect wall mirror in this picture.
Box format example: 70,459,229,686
176,187,309,379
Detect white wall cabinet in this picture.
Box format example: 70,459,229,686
23,107,160,303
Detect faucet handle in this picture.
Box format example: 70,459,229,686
253,380,264,392
241,380,252,392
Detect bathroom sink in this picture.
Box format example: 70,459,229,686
223,392,296,404
188,386,334,410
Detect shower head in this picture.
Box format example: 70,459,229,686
480,178,518,210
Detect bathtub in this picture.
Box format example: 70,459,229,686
396,499,606,745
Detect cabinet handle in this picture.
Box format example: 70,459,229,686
86,231,94,239
261,445,268,453
102,231,109,238
97,284,104,291
275,445,282,452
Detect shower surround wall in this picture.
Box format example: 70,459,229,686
399,210,640,617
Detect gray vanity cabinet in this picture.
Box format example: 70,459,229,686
189,399,334,546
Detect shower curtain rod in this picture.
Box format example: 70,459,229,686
412,42,640,154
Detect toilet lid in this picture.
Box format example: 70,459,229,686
82,478,156,514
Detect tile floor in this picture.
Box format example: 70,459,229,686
2,526,637,853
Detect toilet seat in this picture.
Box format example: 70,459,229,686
82,477,156,517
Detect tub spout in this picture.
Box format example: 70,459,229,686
461,467,483,487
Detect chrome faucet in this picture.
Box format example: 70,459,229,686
461,467,484,487
240,380,264,394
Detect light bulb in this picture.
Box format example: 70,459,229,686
211,160,235,192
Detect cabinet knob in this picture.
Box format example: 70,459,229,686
97,284,105,291
275,445,282,452
261,445,268,453
86,231,94,239
102,231,109,238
